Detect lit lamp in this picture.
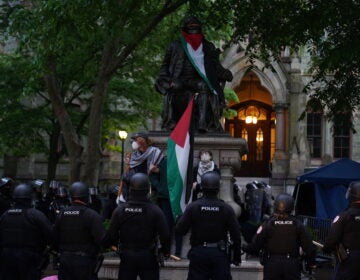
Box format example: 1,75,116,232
245,105,259,124
118,130,128,176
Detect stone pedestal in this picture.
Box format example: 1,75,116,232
148,131,248,217
270,150,289,185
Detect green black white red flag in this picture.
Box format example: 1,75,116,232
167,97,194,219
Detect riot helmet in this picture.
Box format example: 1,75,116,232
49,180,61,190
31,179,45,192
130,173,149,192
0,177,13,188
13,183,33,200
69,181,89,202
348,181,360,203
181,15,202,34
246,182,258,190
89,186,98,196
55,186,69,198
201,171,220,193
274,193,294,215
108,185,120,196
0,177,14,196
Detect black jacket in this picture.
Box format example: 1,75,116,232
323,203,360,253
176,194,242,262
155,38,232,101
246,214,316,265
0,204,53,253
106,194,171,254
53,201,106,256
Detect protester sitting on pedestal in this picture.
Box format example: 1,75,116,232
192,150,220,201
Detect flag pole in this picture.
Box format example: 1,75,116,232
185,94,196,204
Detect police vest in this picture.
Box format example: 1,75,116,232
342,207,360,250
118,201,156,249
265,216,301,256
58,207,96,255
0,208,44,252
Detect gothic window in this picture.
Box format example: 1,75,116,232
333,117,351,158
307,112,322,158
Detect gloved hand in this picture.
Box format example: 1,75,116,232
170,79,183,92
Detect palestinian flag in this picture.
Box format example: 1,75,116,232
167,97,194,219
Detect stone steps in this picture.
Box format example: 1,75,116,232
98,256,264,280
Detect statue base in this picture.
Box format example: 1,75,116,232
148,131,247,217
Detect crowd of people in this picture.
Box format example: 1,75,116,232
0,132,359,280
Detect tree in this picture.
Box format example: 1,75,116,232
214,0,359,128
1,0,195,184
6,0,354,185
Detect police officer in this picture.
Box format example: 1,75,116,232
106,173,171,280
175,171,242,280
0,183,53,280
323,181,360,280
102,185,119,220
0,177,14,216
89,186,103,214
48,185,71,223
243,193,316,280
31,179,51,216
53,181,106,280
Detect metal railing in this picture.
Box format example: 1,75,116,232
298,215,332,259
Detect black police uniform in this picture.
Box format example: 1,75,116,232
175,194,242,280
246,214,316,280
0,177,13,216
0,192,12,217
106,193,171,280
102,185,119,220
48,196,71,224
54,200,106,280
0,203,53,280
89,194,103,214
323,203,360,280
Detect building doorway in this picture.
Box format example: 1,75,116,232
225,72,275,177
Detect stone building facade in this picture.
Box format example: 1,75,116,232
221,44,360,183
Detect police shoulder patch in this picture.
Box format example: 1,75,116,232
333,215,340,223
257,226,263,234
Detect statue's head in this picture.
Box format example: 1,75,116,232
181,15,202,34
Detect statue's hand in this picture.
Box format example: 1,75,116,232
170,79,183,92
224,69,233,82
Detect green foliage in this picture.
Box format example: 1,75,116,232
0,53,50,156
223,87,239,119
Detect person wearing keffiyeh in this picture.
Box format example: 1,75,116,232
192,150,220,201
155,15,233,132
118,132,164,202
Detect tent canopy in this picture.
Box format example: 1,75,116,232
297,158,360,185
295,158,360,219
